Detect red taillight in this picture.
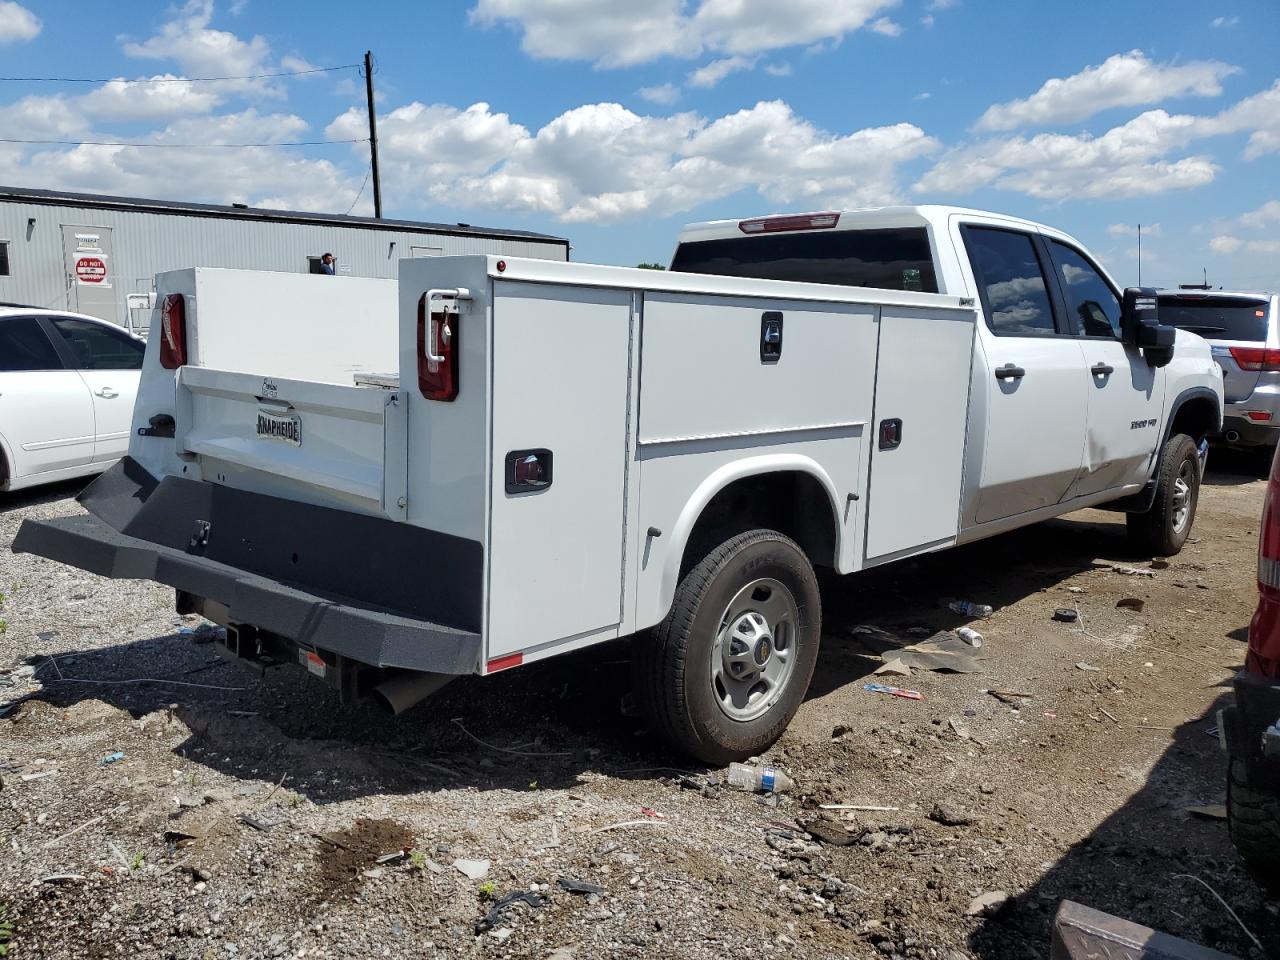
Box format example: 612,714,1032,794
1229,346,1280,372
1246,410,1273,422
417,294,459,402
739,211,841,234
159,294,187,369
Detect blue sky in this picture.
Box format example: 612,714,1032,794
0,0,1276,289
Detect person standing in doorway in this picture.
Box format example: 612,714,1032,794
320,252,337,275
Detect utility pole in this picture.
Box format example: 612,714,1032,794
363,50,383,218
1137,223,1142,286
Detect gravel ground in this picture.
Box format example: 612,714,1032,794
0,452,1276,959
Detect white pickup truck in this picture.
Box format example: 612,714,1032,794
15,206,1223,763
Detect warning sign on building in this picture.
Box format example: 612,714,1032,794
75,256,107,284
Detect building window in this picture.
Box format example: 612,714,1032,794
0,241,10,277
307,256,324,275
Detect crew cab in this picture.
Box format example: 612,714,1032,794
14,206,1224,763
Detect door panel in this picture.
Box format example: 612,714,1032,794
0,316,95,478
487,281,632,657
61,225,119,325
961,226,1088,523
1045,240,1165,497
44,316,145,463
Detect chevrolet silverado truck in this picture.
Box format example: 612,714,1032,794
15,207,1224,764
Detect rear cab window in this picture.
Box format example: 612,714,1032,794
669,227,939,293
1157,295,1270,343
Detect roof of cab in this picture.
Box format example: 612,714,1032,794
675,205,1063,245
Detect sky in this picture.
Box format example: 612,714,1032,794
0,0,1276,290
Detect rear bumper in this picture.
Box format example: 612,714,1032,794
1220,671,1280,792
12,458,483,675
1218,412,1279,446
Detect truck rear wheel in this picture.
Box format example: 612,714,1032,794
635,529,821,765
1227,758,1280,886
1127,433,1200,556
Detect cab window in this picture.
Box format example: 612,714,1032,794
963,227,1059,336
1048,241,1123,339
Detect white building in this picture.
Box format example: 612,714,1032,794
0,185,569,331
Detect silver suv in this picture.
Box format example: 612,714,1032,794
1158,289,1279,450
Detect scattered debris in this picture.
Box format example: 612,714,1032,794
819,804,901,812
1173,874,1264,954
20,770,56,782
237,811,286,832
1107,564,1156,578
804,819,857,846
987,689,1033,704
727,762,795,793
640,807,665,819
1052,608,1079,623
947,600,994,619
99,751,125,765
453,858,492,880
1150,559,1171,570
965,891,1010,916
948,717,971,740
1067,586,1086,594
451,718,573,758
864,683,923,701
40,874,87,885
375,850,408,865
1185,804,1228,820
885,633,983,674
557,877,606,895
1098,707,1120,725
586,819,670,836
1116,597,1146,613
475,890,548,934
1076,661,1101,672
955,627,984,648
874,659,912,677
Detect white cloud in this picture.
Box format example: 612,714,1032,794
763,62,792,77
1210,235,1241,254
0,1,39,44
330,97,936,224
469,0,898,68
919,109,1217,200
974,50,1238,132
1239,200,1280,229
1211,15,1239,27
0,95,90,140
80,76,223,122
869,17,902,37
1108,223,1161,237
638,83,681,105
687,55,757,88
1197,79,1280,159
914,91,931,101
1247,240,1280,255
920,14,935,28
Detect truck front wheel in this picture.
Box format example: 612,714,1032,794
634,529,821,765
1127,433,1201,556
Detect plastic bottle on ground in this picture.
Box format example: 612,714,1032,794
727,762,795,793
955,626,984,648
948,600,993,619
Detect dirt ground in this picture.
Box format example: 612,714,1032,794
0,451,1276,960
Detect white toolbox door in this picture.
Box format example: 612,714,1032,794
487,281,633,658
865,308,975,562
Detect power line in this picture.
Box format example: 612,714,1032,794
344,169,371,215
0,64,360,84
0,137,368,148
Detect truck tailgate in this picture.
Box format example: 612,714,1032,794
176,366,407,518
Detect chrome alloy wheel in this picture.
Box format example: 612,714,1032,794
710,577,799,722
1172,458,1196,534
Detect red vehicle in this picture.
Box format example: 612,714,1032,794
1223,445,1280,880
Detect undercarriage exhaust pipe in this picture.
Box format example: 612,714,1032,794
1225,430,1241,443
372,670,454,715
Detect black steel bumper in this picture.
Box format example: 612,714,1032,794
12,458,483,675
1220,671,1280,792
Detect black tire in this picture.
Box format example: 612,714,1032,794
634,529,821,765
1127,433,1200,556
1227,757,1280,886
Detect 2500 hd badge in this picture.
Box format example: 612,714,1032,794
1131,418,1158,430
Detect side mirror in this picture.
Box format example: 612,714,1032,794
1121,286,1160,346
1138,321,1176,367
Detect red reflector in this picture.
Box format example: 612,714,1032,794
739,211,841,234
417,294,459,402
1230,346,1280,371
159,294,187,369
1246,410,1273,422
487,652,523,673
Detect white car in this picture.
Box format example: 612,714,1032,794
0,307,144,492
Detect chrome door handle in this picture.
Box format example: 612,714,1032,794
1091,363,1115,377
994,364,1026,380
94,388,118,399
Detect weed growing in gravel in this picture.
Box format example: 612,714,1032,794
0,590,7,636
408,850,427,870
478,881,496,900
130,852,144,872
0,902,14,956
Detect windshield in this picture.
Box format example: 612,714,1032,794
670,227,939,293
1157,295,1269,342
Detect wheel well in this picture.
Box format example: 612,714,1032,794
680,471,837,577
1170,396,1219,444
